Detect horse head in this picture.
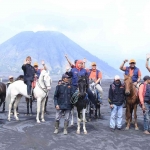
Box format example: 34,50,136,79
40,70,52,90
78,75,88,97
124,74,132,96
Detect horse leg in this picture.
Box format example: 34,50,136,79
8,96,16,121
2,96,5,112
125,104,131,130
82,108,87,134
76,108,81,134
29,97,33,116
13,96,21,121
44,96,48,113
89,102,92,121
134,104,139,130
36,98,41,123
25,98,29,115
70,107,74,126
41,98,46,122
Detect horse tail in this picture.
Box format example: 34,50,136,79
5,85,11,111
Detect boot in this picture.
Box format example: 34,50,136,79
54,121,59,134
63,121,69,135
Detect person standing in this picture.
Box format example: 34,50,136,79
54,74,73,135
108,75,125,131
139,75,150,134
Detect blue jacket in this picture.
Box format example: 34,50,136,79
22,64,36,82
54,82,73,110
125,66,139,82
66,68,88,86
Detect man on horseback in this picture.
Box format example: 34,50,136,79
108,75,125,131
88,62,103,104
139,75,150,134
66,60,96,108
54,74,73,135
22,56,36,98
120,59,141,86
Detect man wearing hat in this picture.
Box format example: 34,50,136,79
139,75,150,134
120,59,141,86
6,75,14,88
108,75,125,131
88,62,103,104
54,74,73,135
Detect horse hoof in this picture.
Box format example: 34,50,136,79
70,124,74,126
37,121,41,123
84,131,87,134
135,127,139,131
16,118,19,121
41,119,45,122
125,127,129,130
76,131,80,134
30,114,33,116
8,118,10,121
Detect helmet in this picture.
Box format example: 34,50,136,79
34,62,38,67
129,59,136,63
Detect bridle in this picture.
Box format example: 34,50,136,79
37,74,51,93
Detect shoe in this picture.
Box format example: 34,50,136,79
143,130,150,134
117,127,122,130
54,121,59,134
110,128,115,132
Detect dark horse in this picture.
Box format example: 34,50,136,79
74,75,89,134
124,75,139,130
88,79,101,120
0,82,6,112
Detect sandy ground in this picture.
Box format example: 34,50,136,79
0,80,150,150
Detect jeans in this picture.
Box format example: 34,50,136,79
110,104,123,129
25,80,32,95
95,84,103,102
55,109,71,122
143,103,150,131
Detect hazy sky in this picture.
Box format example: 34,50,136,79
0,0,150,72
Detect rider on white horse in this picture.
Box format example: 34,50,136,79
22,56,36,98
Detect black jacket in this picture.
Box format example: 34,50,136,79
54,82,73,110
22,64,36,82
108,81,125,106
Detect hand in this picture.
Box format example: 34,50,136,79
24,60,27,65
83,58,86,63
110,104,114,109
124,59,128,63
41,60,45,65
146,54,150,60
56,105,60,110
65,55,68,58
66,66,70,71
142,104,146,112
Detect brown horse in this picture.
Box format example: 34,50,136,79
124,75,139,130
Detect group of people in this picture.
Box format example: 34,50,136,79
6,55,150,135
54,56,150,135
109,58,150,134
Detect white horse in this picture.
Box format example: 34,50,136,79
6,70,52,123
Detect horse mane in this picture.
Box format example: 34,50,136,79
15,75,24,81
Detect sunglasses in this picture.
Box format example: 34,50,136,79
130,63,135,64
115,80,120,81
92,65,96,66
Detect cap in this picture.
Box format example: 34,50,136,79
143,75,150,81
114,75,120,80
34,62,38,67
91,62,96,66
129,59,136,63
9,75,13,79
62,74,70,79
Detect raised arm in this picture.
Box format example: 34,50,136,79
41,60,47,70
146,58,150,72
119,59,128,71
65,55,73,67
